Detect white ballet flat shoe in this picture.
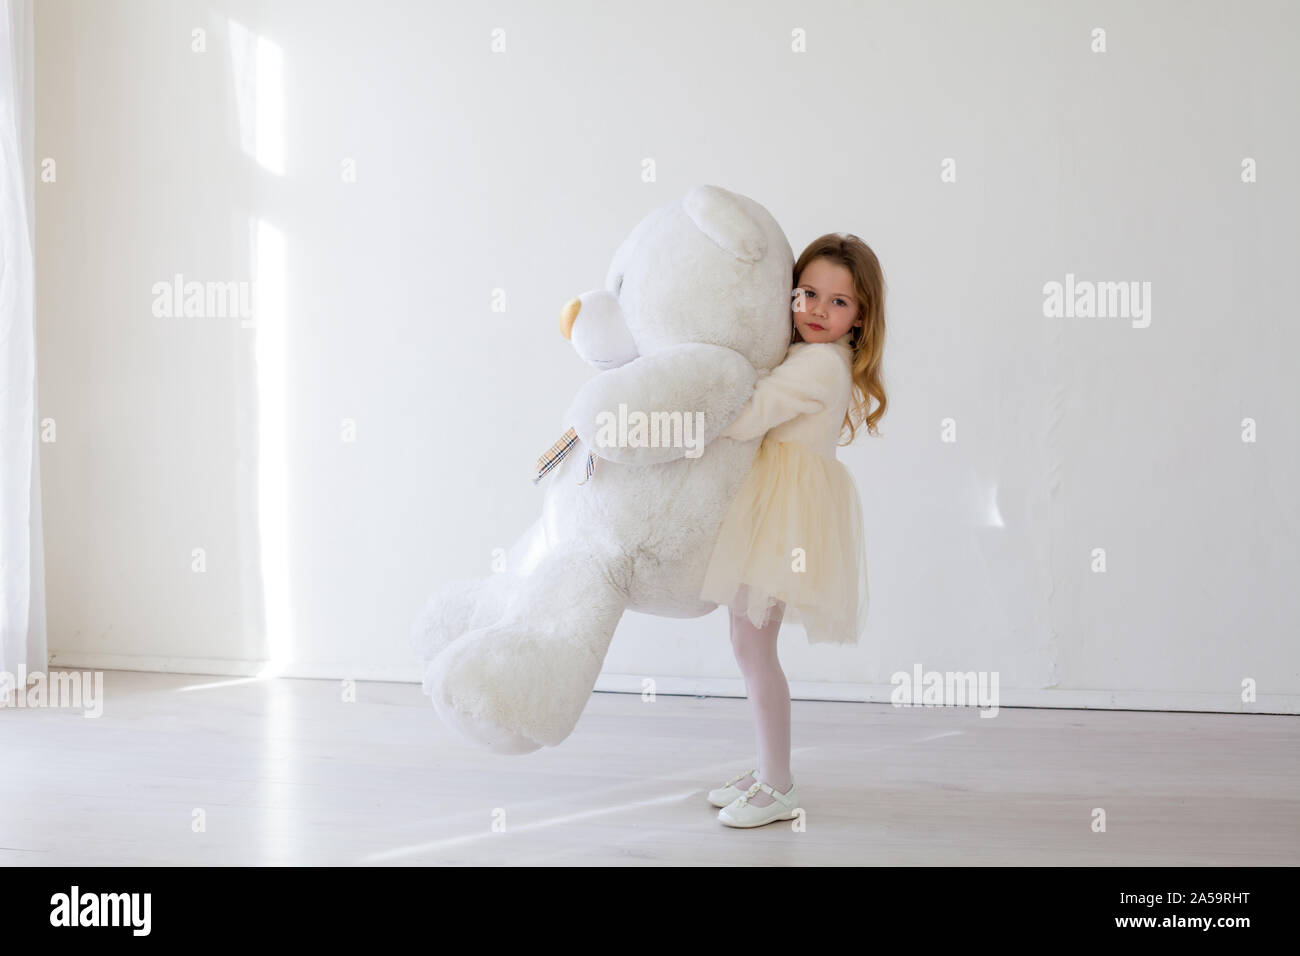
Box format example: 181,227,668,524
707,768,759,808
717,777,800,828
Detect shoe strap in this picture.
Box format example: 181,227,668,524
725,768,759,787
740,778,796,808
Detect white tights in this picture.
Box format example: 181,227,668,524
728,589,793,805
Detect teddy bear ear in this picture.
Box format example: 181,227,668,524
683,185,767,263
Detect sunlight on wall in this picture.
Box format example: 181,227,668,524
985,481,1005,528
253,217,290,678
228,18,284,176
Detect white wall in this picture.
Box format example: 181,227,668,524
35,0,1299,713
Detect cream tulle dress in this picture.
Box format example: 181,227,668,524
699,332,870,645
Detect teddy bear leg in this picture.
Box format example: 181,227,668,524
420,548,630,754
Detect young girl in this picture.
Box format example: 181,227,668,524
699,233,887,828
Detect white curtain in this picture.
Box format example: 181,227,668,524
0,0,44,682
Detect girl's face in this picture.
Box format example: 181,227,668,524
791,258,862,344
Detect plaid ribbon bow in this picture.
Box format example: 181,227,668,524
533,426,596,486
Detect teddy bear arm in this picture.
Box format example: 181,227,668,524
564,343,756,464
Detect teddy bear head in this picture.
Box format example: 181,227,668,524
558,185,795,373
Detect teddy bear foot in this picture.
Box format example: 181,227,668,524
427,677,543,756
410,575,515,667
420,617,609,755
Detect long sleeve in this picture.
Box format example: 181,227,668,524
720,343,844,442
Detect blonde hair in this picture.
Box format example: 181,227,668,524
791,233,888,443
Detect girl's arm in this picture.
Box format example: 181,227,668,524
721,344,845,442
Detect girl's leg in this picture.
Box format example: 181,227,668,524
729,592,793,807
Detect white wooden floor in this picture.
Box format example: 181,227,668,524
1,670,1296,866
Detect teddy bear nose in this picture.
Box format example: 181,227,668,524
559,297,581,339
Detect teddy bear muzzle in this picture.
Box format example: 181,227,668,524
559,297,581,339
560,289,640,370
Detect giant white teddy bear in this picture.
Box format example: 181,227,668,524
410,184,796,754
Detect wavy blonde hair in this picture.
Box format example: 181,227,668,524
790,233,888,443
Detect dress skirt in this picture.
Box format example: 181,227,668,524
699,434,869,645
